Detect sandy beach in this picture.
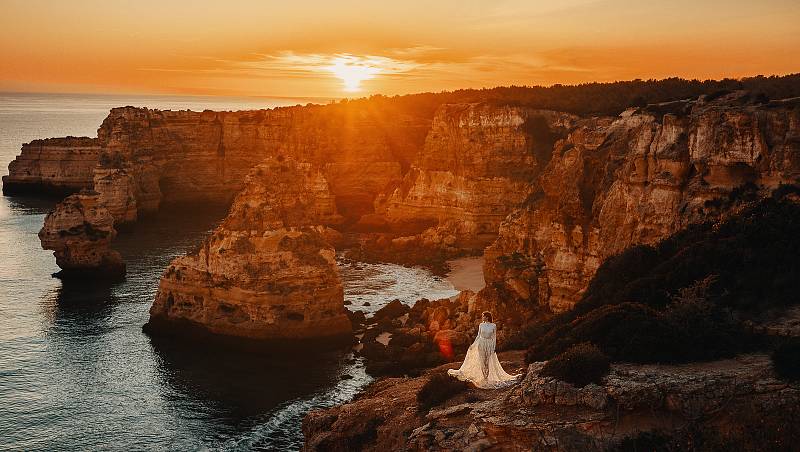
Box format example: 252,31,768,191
445,256,486,293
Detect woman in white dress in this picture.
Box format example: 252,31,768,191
447,311,521,389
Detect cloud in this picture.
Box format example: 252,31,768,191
134,44,697,96
244,51,418,75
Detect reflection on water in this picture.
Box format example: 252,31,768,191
0,202,233,451
40,279,118,335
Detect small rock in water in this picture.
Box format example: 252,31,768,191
363,302,371,306
340,374,354,380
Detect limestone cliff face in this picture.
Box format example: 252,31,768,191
377,104,577,255
147,158,351,341
92,105,428,224
484,93,800,314
2,137,100,195
38,191,125,278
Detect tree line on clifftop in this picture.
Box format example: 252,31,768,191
333,74,800,118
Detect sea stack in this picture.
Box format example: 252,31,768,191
38,190,126,279
146,157,351,343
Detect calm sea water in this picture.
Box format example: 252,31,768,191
0,92,459,451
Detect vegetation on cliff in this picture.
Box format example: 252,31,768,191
523,188,800,364
540,342,610,387
337,73,800,118
416,372,470,412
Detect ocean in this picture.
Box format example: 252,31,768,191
0,92,461,450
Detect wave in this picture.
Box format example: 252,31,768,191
217,356,372,451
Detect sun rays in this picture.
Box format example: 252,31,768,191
326,56,381,92
252,52,420,94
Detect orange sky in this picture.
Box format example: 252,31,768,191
1,0,798,98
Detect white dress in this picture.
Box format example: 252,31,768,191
447,322,521,389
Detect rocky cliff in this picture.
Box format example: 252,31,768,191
91,104,428,224
146,157,351,341
484,92,800,314
368,104,576,260
4,103,429,225
38,190,125,278
2,137,100,195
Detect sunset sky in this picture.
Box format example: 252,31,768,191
1,0,798,98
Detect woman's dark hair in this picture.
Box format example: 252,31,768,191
482,311,493,322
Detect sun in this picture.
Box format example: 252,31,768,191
326,56,381,92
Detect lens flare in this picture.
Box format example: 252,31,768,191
436,336,454,361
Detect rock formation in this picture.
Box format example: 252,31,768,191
304,353,800,451
484,92,800,314
356,294,477,376
90,104,428,224
38,190,125,278
369,104,577,260
5,103,429,224
146,157,351,341
2,137,100,195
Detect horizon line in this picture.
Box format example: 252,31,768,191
2,72,798,102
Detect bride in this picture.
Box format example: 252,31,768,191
448,311,521,389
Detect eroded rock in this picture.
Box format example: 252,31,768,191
38,191,125,278
146,158,351,342
3,137,100,195
369,104,578,265
485,93,800,315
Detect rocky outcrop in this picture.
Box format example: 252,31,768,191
373,105,577,258
356,294,477,376
146,157,351,341
485,92,800,314
92,104,428,224
38,190,125,278
2,137,100,195
303,353,800,451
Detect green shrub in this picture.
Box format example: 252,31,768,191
526,294,752,365
661,276,751,362
772,338,800,382
540,342,610,387
527,303,676,363
416,372,469,412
